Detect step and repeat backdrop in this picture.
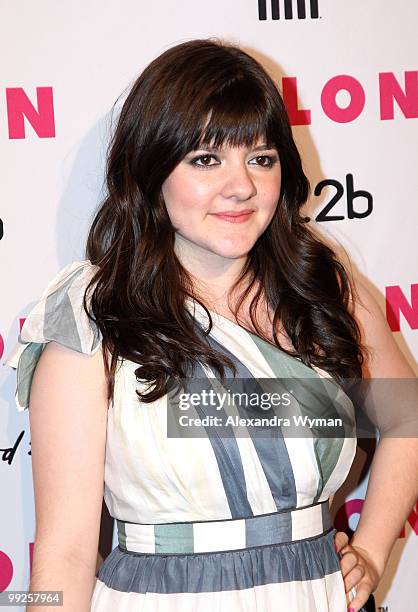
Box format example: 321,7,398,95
1,1,417,610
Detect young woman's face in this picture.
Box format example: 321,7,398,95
161,136,282,263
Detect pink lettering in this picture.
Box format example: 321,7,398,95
321,75,365,123
282,77,311,125
0,550,13,592
380,71,418,120
6,87,55,139
386,284,418,332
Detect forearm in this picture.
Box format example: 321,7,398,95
350,436,418,577
26,545,98,612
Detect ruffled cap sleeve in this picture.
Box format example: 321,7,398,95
3,259,103,411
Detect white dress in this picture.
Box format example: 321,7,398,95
4,259,362,611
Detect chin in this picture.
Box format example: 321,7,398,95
210,246,253,259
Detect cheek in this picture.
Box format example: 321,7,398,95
162,172,213,222
263,171,282,208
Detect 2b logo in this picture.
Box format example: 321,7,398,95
315,173,373,222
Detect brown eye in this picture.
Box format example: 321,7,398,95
250,155,278,168
190,154,219,167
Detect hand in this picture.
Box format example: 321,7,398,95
334,531,381,611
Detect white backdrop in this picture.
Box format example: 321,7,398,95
1,2,417,610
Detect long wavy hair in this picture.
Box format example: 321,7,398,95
85,37,368,405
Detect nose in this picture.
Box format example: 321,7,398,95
221,162,257,201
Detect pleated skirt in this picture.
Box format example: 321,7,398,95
90,501,355,611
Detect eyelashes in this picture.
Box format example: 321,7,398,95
188,154,279,169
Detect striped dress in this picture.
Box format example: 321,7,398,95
4,259,361,611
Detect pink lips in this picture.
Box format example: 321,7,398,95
210,210,254,223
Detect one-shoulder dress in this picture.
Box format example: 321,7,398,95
4,259,361,611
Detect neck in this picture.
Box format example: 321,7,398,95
174,233,249,309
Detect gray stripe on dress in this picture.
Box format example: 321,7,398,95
245,510,291,546
43,268,85,351
190,357,253,518
204,333,297,512
16,342,44,411
321,499,332,531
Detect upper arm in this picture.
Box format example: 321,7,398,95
28,340,108,571
349,278,415,379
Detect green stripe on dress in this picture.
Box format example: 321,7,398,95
154,522,194,553
117,520,127,549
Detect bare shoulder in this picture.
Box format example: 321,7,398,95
38,340,108,390
348,277,415,378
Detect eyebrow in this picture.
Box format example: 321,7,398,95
195,143,276,152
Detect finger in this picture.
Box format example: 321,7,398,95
344,564,366,593
347,585,357,606
347,583,371,611
339,550,359,577
334,530,349,554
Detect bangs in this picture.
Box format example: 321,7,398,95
188,79,276,152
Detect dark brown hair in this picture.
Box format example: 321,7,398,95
85,37,368,404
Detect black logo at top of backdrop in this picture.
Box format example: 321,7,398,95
258,0,320,20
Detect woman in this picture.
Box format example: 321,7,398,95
5,38,417,612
